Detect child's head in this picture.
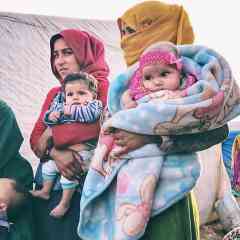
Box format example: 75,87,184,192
139,42,182,92
0,178,31,221
63,72,98,105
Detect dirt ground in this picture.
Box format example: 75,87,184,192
200,220,226,240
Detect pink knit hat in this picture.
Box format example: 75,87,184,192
139,50,182,71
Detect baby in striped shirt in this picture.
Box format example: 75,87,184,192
45,72,102,125
31,72,103,218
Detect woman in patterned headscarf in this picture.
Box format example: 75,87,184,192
107,1,229,239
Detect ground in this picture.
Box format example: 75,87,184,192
200,220,225,240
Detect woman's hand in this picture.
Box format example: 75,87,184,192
112,130,151,152
50,147,83,180
34,128,52,158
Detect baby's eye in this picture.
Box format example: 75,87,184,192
144,75,152,81
160,71,170,77
78,91,86,95
66,92,73,97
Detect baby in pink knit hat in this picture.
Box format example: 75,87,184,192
122,41,196,109
94,42,196,171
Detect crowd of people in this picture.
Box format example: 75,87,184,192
1,1,240,240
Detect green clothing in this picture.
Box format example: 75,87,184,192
141,193,200,240
0,100,34,240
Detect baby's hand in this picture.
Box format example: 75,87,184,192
123,100,138,109
63,104,72,115
122,90,138,109
49,111,60,122
150,90,183,101
166,90,183,99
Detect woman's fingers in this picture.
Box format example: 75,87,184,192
61,169,75,180
113,130,147,151
72,151,85,176
53,148,81,180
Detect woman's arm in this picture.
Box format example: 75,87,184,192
110,125,229,155
166,124,229,153
30,87,60,157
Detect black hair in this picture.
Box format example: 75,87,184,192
63,72,98,97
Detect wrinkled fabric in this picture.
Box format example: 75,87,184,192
118,1,194,66
106,44,240,135
78,144,200,240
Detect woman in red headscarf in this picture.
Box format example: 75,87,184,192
30,29,109,240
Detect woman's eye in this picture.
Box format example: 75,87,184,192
63,48,73,56
122,26,136,36
53,52,58,59
126,27,136,34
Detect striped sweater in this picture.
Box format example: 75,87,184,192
44,92,103,125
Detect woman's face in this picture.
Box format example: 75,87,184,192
53,38,81,80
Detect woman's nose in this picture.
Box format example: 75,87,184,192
55,54,65,65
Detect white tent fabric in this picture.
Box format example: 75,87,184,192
0,12,231,224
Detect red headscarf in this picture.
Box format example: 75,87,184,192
50,29,109,105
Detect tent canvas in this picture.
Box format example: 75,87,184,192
0,12,237,225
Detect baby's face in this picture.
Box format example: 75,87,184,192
0,178,17,209
65,80,94,105
142,62,180,92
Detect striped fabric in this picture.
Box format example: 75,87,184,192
44,92,103,125
69,101,103,123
